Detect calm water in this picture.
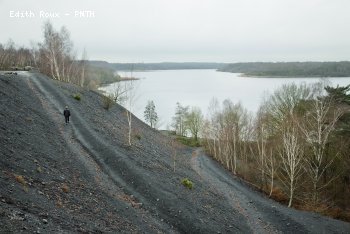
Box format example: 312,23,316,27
101,70,350,129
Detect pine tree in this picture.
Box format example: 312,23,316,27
144,100,158,128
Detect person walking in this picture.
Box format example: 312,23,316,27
63,106,71,124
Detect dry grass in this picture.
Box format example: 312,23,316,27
117,194,142,209
325,208,350,222
25,117,33,122
269,187,289,204
102,94,114,110
295,199,350,222
14,174,28,192
15,175,26,186
56,198,63,208
61,183,70,193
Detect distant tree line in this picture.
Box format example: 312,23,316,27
219,62,350,77
173,83,350,220
0,21,120,88
0,39,33,69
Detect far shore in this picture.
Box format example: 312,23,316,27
238,73,350,79
118,76,139,81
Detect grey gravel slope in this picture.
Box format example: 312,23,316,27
0,71,349,233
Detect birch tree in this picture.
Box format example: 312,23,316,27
39,21,84,85
172,102,189,136
124,80,136,146
299,98,342,203
79,48,88,87
256,120,268,189
279,123,304,207
205,98,221,161
185,107,203,141
266,83,312,134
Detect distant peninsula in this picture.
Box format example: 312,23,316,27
218,62,350,77
88,61,225,71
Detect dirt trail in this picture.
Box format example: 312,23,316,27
191,148,350,234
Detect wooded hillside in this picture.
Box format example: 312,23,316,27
219,62,350,77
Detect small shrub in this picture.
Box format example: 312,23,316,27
135,134,141,140
181,178,193,189
102,94,114,110
73,93,81,101
36,166,43,173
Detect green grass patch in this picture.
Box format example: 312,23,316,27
176,136,201,147
181,178,193,189
73,93,81,101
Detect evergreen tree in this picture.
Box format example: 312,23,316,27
144,100,158,128
325,84,350,104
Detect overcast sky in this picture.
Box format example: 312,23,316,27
1,0,349,63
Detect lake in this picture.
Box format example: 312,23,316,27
101,69,350,129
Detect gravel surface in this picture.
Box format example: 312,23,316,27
0,71,349,233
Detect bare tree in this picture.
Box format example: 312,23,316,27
265,83,313,134
185,107,203,141
266,149,278,197
111,80,128,104
221,100,248,174
279,123,304,207
299,98,342,203
39,21,84,84
172,102,189,136
0,40,15,69
78,48,88,87
30,41,39,69
124,80,136,146
256,120,268,189
205,98,221,161
203,99,249,175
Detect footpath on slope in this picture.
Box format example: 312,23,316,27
20,71,252,233
191,148,350,234
24,71,179,233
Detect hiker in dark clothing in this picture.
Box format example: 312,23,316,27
63,106,71,124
